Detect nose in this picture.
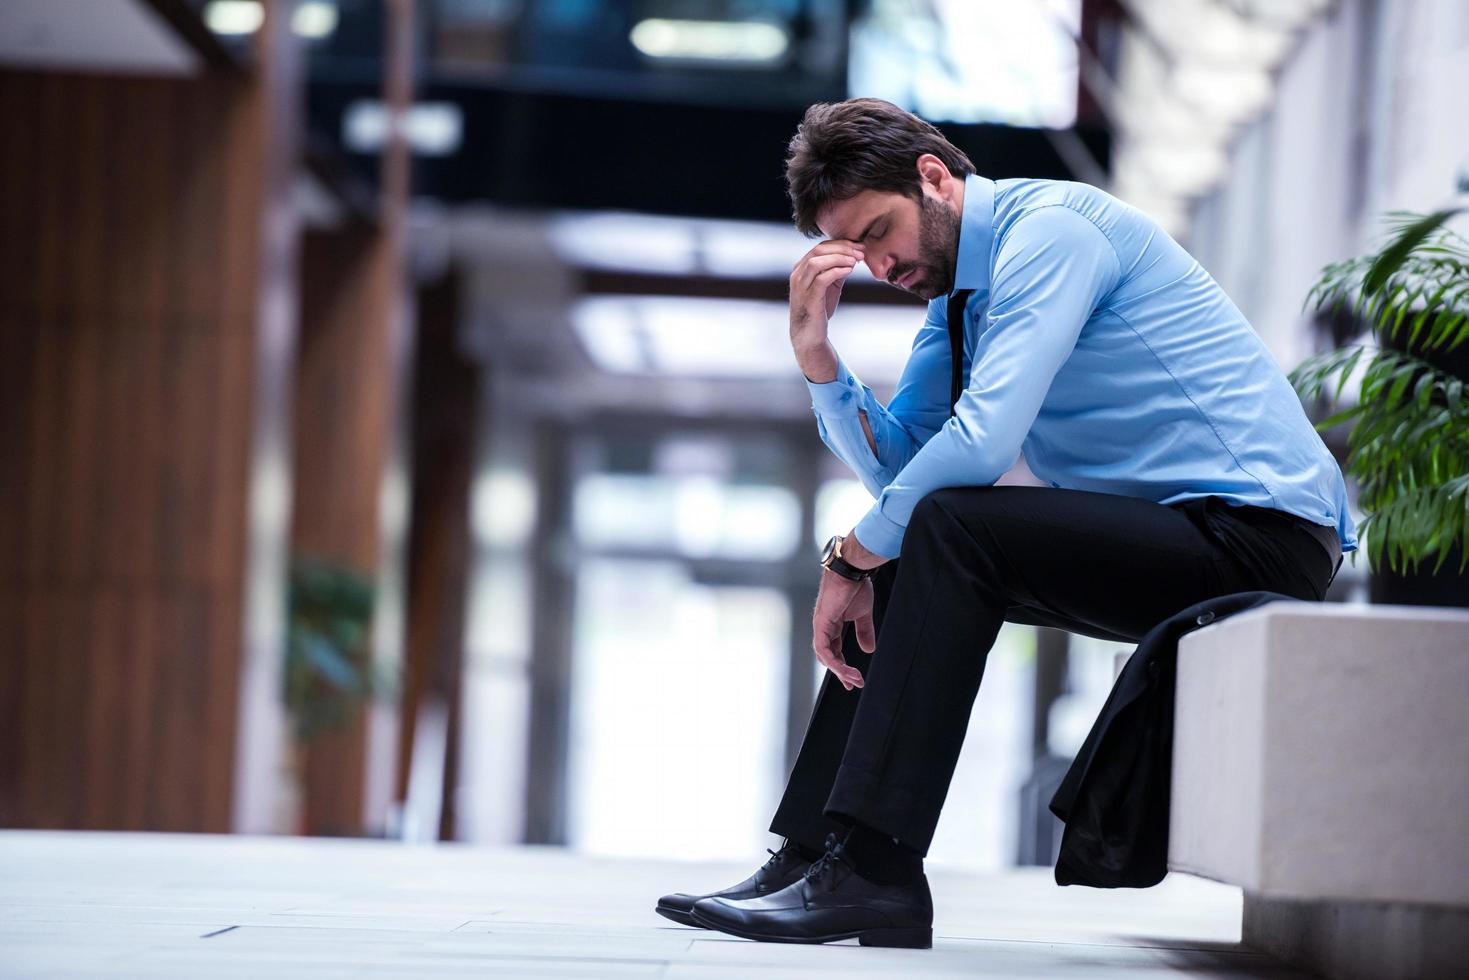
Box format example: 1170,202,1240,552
867,253,894,281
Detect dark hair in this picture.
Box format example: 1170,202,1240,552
784,98,976,237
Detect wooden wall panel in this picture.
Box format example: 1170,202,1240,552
286,0,416,838
290,227,407,837
0,54,295,832
293,231,398,571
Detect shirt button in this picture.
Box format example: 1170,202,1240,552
1196,611,1216,626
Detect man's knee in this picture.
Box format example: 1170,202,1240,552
909,487,989,530
907,488,984,540
907,486,1020,553
904,488,1008,581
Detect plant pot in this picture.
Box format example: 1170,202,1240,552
1370,545,1469,608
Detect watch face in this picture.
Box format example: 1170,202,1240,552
821,535,840,565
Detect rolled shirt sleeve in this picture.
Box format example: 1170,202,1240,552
805,303,953,500
806,359,894,500
853,206,1122,557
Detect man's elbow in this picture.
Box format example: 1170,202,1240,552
955,444,1018,488
945,420,1022,484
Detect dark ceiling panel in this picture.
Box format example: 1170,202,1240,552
308,81,1111,223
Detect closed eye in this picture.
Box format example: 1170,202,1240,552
856,215,886,244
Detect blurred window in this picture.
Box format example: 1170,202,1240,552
574,472,800,561
571,295,920,385
566,559,789,859
813,477,873,548
850,0,1081,127
563,432,802,859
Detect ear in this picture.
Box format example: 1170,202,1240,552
915,153,953,191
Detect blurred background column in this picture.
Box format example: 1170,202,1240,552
0,0,304,833
288,0,416,837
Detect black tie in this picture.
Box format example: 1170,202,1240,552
947,288,974,417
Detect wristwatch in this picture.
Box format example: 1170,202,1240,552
820,534,873,582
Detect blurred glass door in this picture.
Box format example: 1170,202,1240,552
562,435,800,860
566,558,789,860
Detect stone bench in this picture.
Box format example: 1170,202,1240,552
1166,601,1469,980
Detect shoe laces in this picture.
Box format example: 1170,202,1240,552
761,838,804,872
802,832,855,891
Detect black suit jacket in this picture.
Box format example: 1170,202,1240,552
1048,590,1294,888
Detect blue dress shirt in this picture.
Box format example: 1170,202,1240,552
809,175,1358,559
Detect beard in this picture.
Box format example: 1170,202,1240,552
890,194,962,300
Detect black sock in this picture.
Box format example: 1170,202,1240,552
842,823,923,885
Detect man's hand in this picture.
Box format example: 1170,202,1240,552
812,570,875,691
812,530,890,690
789,240,865,383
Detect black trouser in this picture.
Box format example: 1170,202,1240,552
769,486,1341,856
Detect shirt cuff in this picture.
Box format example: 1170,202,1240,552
854,506,906,560
806,358,865,419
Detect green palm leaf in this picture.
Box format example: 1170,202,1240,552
1293,210,1469,574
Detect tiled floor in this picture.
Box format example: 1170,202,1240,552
0,831,1308,978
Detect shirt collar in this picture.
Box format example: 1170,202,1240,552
951,173,996,296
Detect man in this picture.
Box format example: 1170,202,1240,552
655,98,1355,949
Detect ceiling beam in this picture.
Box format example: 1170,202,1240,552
137,0,244,73
576,269,925,307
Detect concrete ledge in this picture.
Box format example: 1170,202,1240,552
1243,891,1469,980
1169,601,1469,906
1167,601,1469,979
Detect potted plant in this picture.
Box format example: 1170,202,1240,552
282,555,399,832
1289,208,1469,604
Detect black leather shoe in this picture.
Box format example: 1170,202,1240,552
690,833,932,948
655,840,812,928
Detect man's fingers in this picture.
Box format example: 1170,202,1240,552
791,253,859,292
810,265,855,291
854,612,876,654
825,654,863,691
811,573,867,691
813,630,862,691
813,644,834,674
812,641,844,689
803,252,860,273
811,614,837,658
804,240,866,261
791,248,863,286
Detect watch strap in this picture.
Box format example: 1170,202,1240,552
822,536,872,581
